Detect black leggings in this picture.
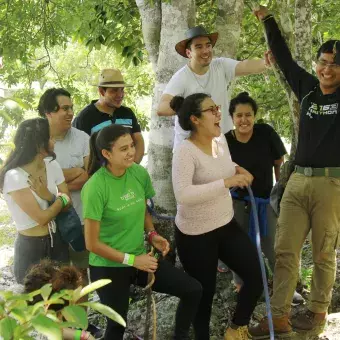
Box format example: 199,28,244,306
90,259,202,340
175,218,263,340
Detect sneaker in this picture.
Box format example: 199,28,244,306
292,309,327,332
291,290,305,306
224,325,251,339
249,315,292,339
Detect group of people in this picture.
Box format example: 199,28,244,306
0,4,340,340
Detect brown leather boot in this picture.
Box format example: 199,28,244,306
249,315,292,339
292,309,327,332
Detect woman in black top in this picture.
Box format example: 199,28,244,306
225,92,302,303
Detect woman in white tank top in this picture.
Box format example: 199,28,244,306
0,118,71,283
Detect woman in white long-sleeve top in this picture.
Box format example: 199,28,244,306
171,93,263,340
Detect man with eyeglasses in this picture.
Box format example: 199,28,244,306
249,6,340,339
157,25,267,150
38,88,103,339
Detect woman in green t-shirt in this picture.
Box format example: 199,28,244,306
81,124,202,340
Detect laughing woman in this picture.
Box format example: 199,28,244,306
81,124,202,340
0,118,70,284
171,93,263,340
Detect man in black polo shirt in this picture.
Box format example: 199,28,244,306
250,6,340,339
73,68,145,163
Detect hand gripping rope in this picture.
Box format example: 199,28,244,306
147,186,275,340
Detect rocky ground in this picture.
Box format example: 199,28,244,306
1,202,340,339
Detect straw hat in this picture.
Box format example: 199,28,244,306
175,26,219,58
94,68,132,87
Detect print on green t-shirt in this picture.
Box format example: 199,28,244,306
81,164,156,267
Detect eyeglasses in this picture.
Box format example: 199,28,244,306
200,105,221,115
316,59,340,69
55,105,74,113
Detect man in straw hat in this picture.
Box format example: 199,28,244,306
249,6,340,339
157,25,267,149
73,68,145,163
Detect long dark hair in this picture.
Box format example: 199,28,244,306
0,118,55,192
88,124,131,176
170,93,210,131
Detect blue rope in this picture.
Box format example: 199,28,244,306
147,198,175,221
147,187,274,339
247,186,274,340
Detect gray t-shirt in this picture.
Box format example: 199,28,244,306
54,127,90,223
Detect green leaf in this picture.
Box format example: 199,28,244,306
59,321,82,329
76,279,111,302
40,284,52,301
32,301,45,315
6,299,28,312
31,314,62,340
81,302,126,327
9,308,27,323
0,317,17,340
71,286,82,303
61,305,88,330
0,291,13,300
51,289,72,301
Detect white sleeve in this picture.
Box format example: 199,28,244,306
220,57,240,82
49,160,65,185
3,169,29,194
172,144,226,205
163,72,185,97
82,132,90,157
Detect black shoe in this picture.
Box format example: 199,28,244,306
87,323,104,339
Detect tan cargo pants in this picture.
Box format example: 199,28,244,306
271,172,340,316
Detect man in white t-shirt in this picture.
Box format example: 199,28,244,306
38,88,103,338
158,26,267,149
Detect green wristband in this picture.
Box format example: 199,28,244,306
57,195,68,208
74,329,82,340
128,254,135,266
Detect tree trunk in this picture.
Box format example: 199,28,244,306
275,0,312,158
214,0,244,58
291,0,312,157
136,0,195,213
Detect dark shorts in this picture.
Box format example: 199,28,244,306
14,228,69,284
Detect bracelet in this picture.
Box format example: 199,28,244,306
147,230,158,244
123,253,135,266
74,329,82,340
80,330,90,340
57,195,68,208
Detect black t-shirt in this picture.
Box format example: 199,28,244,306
225,124,286,198
264,17,340,167
73,100,141,136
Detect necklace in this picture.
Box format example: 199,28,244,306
189,64,211,91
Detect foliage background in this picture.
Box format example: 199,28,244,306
0,0,339,145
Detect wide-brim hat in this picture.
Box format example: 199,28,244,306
175,26,219,58
94,68,132,87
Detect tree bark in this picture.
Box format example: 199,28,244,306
274,0,311,158
214,0,244,58
135,0,161,73
136,0,195,213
